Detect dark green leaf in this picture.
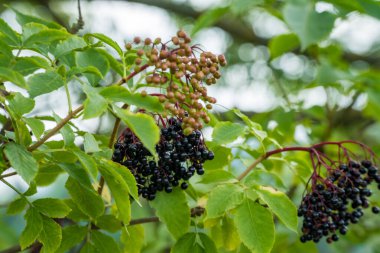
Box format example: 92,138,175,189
38,216,62,253
4,142,38,184
56,225,87,253
13,56,51,76
23,29,69,47
76,48,109,85
33,198,71,218
54,36,87,58
95,214,122,232
8,93,35,117
121,226,144,253
28,71,65,97
234,199,275,253
91,230,121,253
11,8,62,29
150,188,190,239
35,164,62,186
65,177,104,220
172,233,218,253
20,207,43,250
0,18,21,46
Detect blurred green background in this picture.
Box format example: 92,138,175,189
1,0,380,252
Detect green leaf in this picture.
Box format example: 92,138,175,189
98,164,131,224
80,242,97,253
53,113,75,146
91,230,121,253
234,199,275,253
65,199,88,222
243,169,286,191
85,33,123,57
54,36,87,58
35,164,62,186
197,169,237,185
28,71,65,97
230,0,263,15
269,33,300,59
211,216,240,251
203,146,232,170
82,85,108,119
0,39,13,58
206,184,244,219
65,177,104,220
233,109,267,144
121,226,144,253
23,29,69,47
67,66,103,79
33,198,71,218
0,67,26,88
4,142,38,184
23,117,45,139
150,188,190,239
283,1,336,50
7,197,28,215
83,133,101,153
11,8,62,29
19,208,43,250
212,122,246,145
59,163,92,189
56,225,88,253
73,150,98,180
0,18,21,46
100,86,164,112
13,56,51,76
172,233,218,253
76,48,109,85
357,0,380,20
38,216,62,253
192,7,230,35
8,93,35,117
101,159,139,201
95,214,122,233
256,186,298,233
114,106,160,158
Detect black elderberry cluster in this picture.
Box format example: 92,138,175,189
112,118,214,200
298,160,380,244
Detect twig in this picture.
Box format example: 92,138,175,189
129,216,159,225
70,0,85,34
0,172,17,180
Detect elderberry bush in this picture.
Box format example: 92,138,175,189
112,118,214,200
298,160,380,244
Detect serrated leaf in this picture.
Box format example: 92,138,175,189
7,197,28,215
243,169,286,191
83,86,108,119
67,66,103,79
23,117,45,139
38,216,62,253
85,33,123,57
121,226,144,253
212,122,246,145
234,199,275,253
211,216,240,251
19,208,43,250
54,36,87,58
114,106,159,158
269,33,300,59
206,184,244,219
65,177,104,219
101,159,139,202
28,71,65,97
23,29,69,47
80,242,97,253
203,146,232,170
56,225,87,253
100,86,164,112
0,67,26,88
91,230,121,253
73,150,98,180
98,164,131,224
76,48,109,85
33,198,71,218
197,169,237,185
65,199,88,222
95,214,122,232
11,8,62,29
4,142,38,184
8,93,35,117
0,18,21,46
35,164,62,186
13,56,51,76
83,133,100,153
192,7,229,35
59,163,92,189
283,1,336,50
150,188,190,239
256,186,298,233
172,233,218,253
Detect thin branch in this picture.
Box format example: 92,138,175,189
27,105,84,152
70,0,85,34
129,216,159,225
0,172,17,180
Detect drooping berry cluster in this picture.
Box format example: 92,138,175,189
112,118,214,200
125,30,226,134
299,159,380,243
